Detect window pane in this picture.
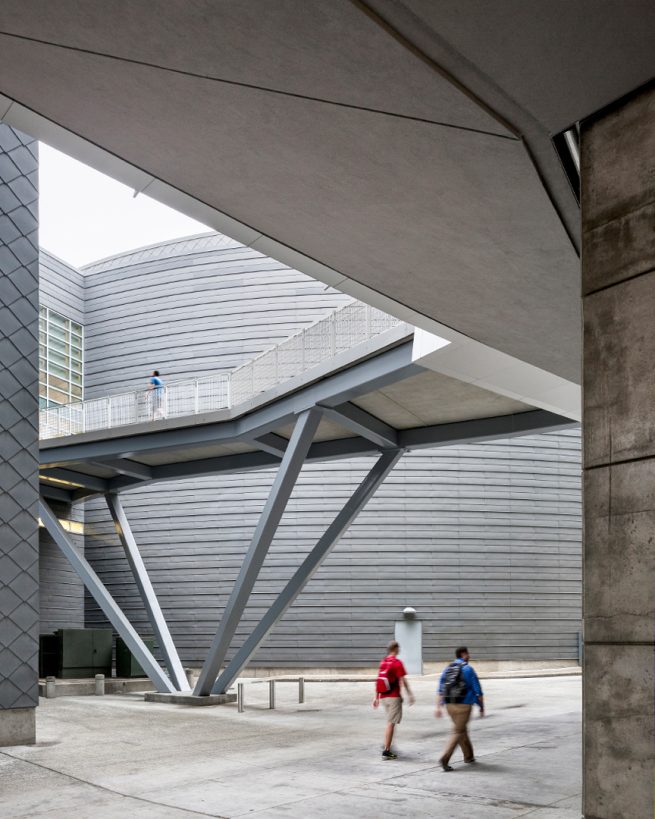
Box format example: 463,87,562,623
48,337,68,354
71,385,83,399
49,351,69,368
49,311,68,328
48,324,68,341
70,371,82,385
71,322,82,335
48,367,68,390
48,388,69,405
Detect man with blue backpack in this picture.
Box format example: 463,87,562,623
372,640,415,759
436,646,484,771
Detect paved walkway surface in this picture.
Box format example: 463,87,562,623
1,675,581,818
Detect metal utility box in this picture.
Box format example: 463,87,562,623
116,636,155,678
56,628,112,678
395,607,423,675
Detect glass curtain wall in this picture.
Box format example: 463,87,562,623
39,307,83,408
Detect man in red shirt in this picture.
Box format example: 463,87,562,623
372,640,415,759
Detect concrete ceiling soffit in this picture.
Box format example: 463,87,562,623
0,3,580,386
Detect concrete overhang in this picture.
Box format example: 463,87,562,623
2,2,650,416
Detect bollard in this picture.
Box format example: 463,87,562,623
185,668,195,689
237,682,244,713
45,676,56,699
298,677,304,704
269,679,276,710
95,674,105,696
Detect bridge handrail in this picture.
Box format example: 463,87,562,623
39,300,404,440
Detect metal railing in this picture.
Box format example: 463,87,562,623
39,301,404,440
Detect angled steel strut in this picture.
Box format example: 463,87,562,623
212,447,403,694
194,408,323,696
39,498,176,693
105,493,187,691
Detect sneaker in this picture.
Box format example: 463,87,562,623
439,758,454,772
382,749,398,759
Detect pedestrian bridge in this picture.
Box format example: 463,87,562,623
38,301,574,701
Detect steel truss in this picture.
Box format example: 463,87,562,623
39,404,406,697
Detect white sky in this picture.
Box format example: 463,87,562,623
38,143,210,267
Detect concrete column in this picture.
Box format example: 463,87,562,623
0,125,39,746
581,82,655,818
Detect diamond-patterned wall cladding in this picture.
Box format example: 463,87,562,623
0,125,39,710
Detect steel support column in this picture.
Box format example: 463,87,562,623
39,498,176,694
194,407,322,696
105,493,187,691
212,448,402,694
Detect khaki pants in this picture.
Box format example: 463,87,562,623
441,704,474,764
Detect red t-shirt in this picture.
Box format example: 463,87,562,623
379,655,407,698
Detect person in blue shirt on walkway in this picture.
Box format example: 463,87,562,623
148,370,165,419
436,646,484,771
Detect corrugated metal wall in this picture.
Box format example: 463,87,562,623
74,235,582,667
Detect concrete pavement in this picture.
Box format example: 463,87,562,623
0,675,581,818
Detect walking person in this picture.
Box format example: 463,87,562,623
372,640,415,759
148,370,165,419
436,646,484,771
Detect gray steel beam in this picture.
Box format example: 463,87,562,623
212,448,403,694
105,493,188,691
319,401,398,448
38,483,73,504
398,410,577,449
108,412,574,492
39,467,109,493
194,408,322,696
39,498,176,694
245,433,288,457
108,437,381,493
92,459,152,481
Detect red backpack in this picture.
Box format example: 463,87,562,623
376,655,398,695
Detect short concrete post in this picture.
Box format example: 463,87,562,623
299,677,304,704
237,682,244,713
95,674,105,696
45,676,56,699
185,668,195,689
269,679,276,710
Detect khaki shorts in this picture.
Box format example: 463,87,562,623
382,696,403,724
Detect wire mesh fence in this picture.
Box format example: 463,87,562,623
39,301,405,440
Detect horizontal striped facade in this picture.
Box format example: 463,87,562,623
40,234,582,666
38,252,85,633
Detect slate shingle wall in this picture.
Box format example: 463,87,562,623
0,125,39,710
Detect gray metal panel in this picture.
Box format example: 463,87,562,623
39,251,84,324
38,499,84,633
84,430,581,667
81,239,353,397
0,125,39,710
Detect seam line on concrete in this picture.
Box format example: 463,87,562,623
585,453,655,471
584,640,654,646
0,30,520,140
0,751,225,818
582,194,655,235
583,263,655,298
349,0,581,256
348,0,519,137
